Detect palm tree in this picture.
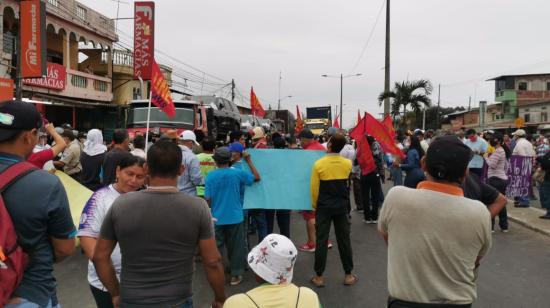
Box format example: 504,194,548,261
378,79,433,127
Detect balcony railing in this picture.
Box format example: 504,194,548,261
65,69,112,101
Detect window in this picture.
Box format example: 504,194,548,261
76,6,87,20
524,114,530,122
47,0,58,7
547,82,550,91
542,112,548,122
100,51,108,64
132,88,141,100
518,81,528,91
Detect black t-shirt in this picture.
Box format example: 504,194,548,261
537,152,550,182
80,152,105,191
102,148,129,186
462,173,499,205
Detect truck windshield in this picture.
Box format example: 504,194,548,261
306,123,326,130
127,107,194,127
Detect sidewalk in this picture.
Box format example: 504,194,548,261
507,200,550,236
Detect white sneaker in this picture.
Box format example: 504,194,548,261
363,219,372,224
372,220,378,224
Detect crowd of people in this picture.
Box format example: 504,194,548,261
1,99,549,308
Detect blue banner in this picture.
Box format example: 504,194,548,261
243,149,326,210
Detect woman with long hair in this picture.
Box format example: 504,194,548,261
395,135,425,188
485,133,510,232
77,153,146,308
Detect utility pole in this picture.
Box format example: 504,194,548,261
15,29,22,100
383,0,391,116
340,73,343,127
468,96,471,112
436,83,441,129
277,71,282,110
231,79,235,102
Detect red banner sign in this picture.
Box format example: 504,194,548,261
0,78,14,101
134,2,155,80
20,0,46,78
23,63,67,90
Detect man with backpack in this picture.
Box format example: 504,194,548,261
0,100,76,308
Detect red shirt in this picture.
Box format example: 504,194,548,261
254,139,268,149
27,149,54,168
303,141,325,151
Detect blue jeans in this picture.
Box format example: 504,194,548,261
248,209,268,243
5,298,60,308
540,182,550,216
390,167,403,186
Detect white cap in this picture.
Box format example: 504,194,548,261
180,130,199,145
512,129,526,137
247,234,297,285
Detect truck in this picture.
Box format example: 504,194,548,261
305,106,332,135
264,110,296,135
125,96,241,141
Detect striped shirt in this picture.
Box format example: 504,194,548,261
486,147,508,180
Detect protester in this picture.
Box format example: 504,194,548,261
27,123,67,169
464,128,487,178
205,147,260,286
536,150,550,219
361,135,385,224
224,234,321,308
229,130,246,146
52,129,82,178
78,154,146,308
93,141,226,308
252,127,268,149
395,135,425,188
414,129,429,153
297,128,329,252
102,128,130,186
33,130,51,153
177,130,203,196
485,133,510,232
310,133,357,287
80,129,108,191
389,136,404,186
130,135,146,159
379,135,491,307
512,129,536,207
197,136,217,198
0,100,76,308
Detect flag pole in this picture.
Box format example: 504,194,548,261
144,82,153,153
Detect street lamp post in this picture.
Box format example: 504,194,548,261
322,73,362,128
277,95,293,110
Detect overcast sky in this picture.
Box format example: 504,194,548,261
81,0,550,127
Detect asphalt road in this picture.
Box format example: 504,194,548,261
55,185,550,308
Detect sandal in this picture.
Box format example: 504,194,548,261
343,274,358,286
310,276,325,288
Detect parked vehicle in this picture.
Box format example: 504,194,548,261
305,106,332,135
240,114,261,132
126,96,241,141
264,109,296,135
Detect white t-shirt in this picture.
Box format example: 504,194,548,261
77,185,122,290
379,183,492,305
512,138,536,157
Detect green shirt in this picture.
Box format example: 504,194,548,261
196,153,216,196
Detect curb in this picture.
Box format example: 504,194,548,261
507,207,550,237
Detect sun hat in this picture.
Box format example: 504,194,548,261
247,234,298,285
252,127,265,140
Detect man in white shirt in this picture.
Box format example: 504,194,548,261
511,129,536,207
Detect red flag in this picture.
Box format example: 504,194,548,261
357,110,362,124
357,136,377,175
295,105,304,135
351,112,404,159
250,87,266,118
382,115,396,139
333,114,340,129
150,60,176,118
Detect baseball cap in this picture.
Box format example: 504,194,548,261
229,142,244,154
247,234,298,285
298,128,314,139
0,100,42,142
180,130,199,145
213,146,232,164
426,135,473,183
512,129,526,137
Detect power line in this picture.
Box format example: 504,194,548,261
348,0,386,74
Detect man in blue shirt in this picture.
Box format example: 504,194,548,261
0,100,76,308
205,147,260,286
177,130,203,195
464,129,488,178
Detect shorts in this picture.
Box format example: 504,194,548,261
301,210,316,221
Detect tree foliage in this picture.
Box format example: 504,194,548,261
378,79,433,129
